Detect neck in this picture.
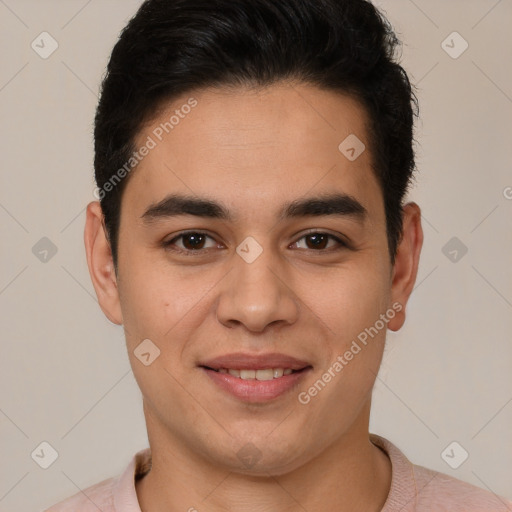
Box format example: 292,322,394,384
136,401,391,512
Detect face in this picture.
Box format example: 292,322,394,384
86,82,422,476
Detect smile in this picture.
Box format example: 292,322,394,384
209,368,295,380
201,366,311,403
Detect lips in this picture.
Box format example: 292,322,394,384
199,352,312,403
217,368,294,381
199,352,311,371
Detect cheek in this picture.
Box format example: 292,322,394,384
299,285,390,426
117,250,220,358
305,260,390,343
301,257,390,400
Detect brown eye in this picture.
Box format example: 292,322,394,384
293,232,347,251
180,233,207,250
163,232,217,252
305,233,329,249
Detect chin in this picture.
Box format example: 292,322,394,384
205,437,312,477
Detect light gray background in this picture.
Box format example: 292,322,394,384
1,0,511,510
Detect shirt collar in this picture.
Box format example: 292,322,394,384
112,435,417,512
370,433,417,511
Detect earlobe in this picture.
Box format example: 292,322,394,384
84,201,123,325
387,202,423,332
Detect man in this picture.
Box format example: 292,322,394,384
46,0,512,510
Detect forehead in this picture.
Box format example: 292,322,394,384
124,82,383,225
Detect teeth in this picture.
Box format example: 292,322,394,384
255,369,274,381
216,368,297,380
240,370,256,380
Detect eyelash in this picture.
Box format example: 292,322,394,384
162,230,349,255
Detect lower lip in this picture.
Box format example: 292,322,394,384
202,367,311,403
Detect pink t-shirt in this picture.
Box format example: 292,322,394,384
45,434,512,511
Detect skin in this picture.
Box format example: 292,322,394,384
85,82,423,512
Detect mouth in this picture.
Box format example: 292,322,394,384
201,366,306,380
198,353,312,403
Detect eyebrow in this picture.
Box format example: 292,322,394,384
140,193,368,224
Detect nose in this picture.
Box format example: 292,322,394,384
215,247,300,333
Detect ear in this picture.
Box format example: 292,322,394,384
84,201,123,325
387,201,423,332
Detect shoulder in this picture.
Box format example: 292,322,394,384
43,447,150,512
370,434,512,512
412,463,512,511
44,476,117,512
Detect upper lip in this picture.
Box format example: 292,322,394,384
199,352,312,371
